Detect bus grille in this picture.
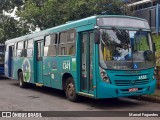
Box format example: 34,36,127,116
114,79,149,86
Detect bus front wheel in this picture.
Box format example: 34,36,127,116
65,77,80,102
18,72,27,88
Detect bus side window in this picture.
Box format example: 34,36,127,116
23,40,28,57
17,41,24,57
67,30,76,55
14,43,17,57
58,29,76,56
59,32,67,55
26,39,33,57
44,33,57,56
44,35,50,56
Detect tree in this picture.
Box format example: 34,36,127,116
0,0,127,43
0,0,29,43
0,0,23,13
0,15,29,43
17,0,126,30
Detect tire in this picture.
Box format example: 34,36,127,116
65,77,80,102
18,72,27,88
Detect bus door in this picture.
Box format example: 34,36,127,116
6,45,14,77
35,40,43,84
80,31,94,95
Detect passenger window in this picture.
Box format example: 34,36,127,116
28,39,33,48
44,33,57,56
59,29,76,55
23,39,33,57
24,41,28,49
60,32,67,44
16,41,24,57
68,30,75,42
17,49,22,57
67,30,76,55
45,36,51,46
17,41,24,50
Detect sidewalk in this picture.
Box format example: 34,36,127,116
139,89,160,103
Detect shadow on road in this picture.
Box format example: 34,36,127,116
8,79,145,110
11,82,66,99
0,76,10,80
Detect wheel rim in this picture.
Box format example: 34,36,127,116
67,82,75,98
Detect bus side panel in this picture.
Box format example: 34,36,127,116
48,56,76,90
42,57,52,87
43,56,62,89
13,57,34,83
13,58,22,80
28,57,34,83
51,56,67,89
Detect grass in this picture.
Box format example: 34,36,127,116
152,34,160,66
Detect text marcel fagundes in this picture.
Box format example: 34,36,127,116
129,112,158,117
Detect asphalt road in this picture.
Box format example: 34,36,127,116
0,77,160,120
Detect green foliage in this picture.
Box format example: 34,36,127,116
0,15,30,43
0,0,29,43
17,0,125,30
152,35,160,66
0,0,125,43
0,0,23,13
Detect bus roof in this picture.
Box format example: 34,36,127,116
5,15,148,45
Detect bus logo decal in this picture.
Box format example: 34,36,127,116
133,63,138,69
63,60,70,70
22,58,31,82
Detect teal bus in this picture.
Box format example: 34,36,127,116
5,15,156,101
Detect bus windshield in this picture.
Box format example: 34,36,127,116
99,29,155,70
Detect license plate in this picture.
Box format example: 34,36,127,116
129,88,138,92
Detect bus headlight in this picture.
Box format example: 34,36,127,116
99,67,110,83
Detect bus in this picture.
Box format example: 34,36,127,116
5,15,156,101
0,44,5,76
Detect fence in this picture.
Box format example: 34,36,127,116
134,4,160,34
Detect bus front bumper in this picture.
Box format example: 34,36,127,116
96,80,156,99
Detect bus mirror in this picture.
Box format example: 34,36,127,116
94,30,100,44
153,43,156,51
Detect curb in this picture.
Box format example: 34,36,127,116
140,95,160,103
131,95,160,103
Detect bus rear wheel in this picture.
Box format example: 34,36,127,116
65,77,80,102
18,72,27,88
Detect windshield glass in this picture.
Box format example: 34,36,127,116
99,29,155,70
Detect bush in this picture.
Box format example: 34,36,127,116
152,34,160,66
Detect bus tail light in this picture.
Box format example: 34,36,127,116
99,67,110,83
